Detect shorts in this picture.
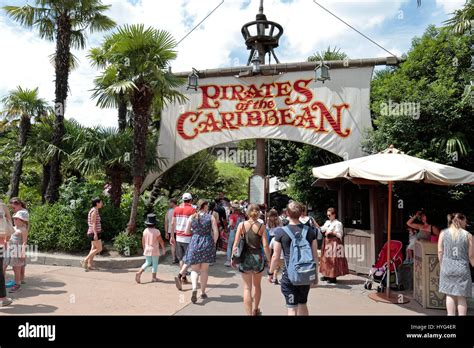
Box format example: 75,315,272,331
280,273,310,308
176,242,189,261
87,233,102,241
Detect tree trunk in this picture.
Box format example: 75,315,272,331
118,93,127,132
8,115,30,199
145,177,162,214
107,165,123,209
46,14,72,203
127,175,143,234
126,83,153,234
41,162,51,205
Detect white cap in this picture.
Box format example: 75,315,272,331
13,210,29,222
182,193,192,201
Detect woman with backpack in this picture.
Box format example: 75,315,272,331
232,204,271,316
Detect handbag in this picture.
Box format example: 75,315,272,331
231,233,246,264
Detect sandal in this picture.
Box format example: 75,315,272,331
151,278,160,283
9,284,21,293
135,273,141,284
80,260,87,270
201,293,208,299
252,308,262,316
0,297,13,307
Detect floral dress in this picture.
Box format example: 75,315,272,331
184,213,216,265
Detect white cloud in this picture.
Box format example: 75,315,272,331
0,0,459,128
435,0,465,14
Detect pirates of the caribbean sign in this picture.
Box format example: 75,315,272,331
142,67,373,190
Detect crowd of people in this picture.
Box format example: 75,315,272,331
0,192,472,317
141,191,351,315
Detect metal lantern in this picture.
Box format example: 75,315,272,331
251,52,261,74
187,68,199,90
315,60,330,83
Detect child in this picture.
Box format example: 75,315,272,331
4,210,28,293
405,227,417,263
135,214,165,284
269,237,284,285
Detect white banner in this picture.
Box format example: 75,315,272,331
142,67,373,191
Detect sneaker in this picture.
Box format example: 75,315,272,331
6,280,16,288
174,274,183,291
0,297,13,307
327,278,337,284
224,261,231,267
191,290,198,304
201,293,208,299
320,276,328,282
8,284,21,293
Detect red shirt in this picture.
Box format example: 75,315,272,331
173,203,196,243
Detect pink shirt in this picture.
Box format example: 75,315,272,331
87,208,101,234
142,228,162,256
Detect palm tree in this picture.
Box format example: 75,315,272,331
91,24,186,233
443,0,473,35
308,46,348,62
3,0,116,203
1,86,49,198
67,126,133,208
89,46,130,132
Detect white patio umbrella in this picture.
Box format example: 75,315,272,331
312,145,474,301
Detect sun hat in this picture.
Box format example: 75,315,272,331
182,193,192,201
12,210,29,222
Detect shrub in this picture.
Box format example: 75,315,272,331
29,203,89,253
113,231,141,256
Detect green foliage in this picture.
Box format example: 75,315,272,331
160,150,218,198
287,145,340,212
113,231,141,256
308,46,348,61
153,197,169,237
213,162,252,201
29,203,89,252
365,25,473,170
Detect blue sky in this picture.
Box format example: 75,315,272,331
0,0,466,127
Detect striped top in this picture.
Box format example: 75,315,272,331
87,207,102,234
173,203,195,243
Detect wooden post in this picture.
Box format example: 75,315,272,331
386,181,393,297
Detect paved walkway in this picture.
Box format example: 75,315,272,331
0,252,470,316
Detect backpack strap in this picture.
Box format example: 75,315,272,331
282,226,295,241
301,225,309,239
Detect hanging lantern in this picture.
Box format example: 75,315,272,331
251,52,261,74
315,59,330,83
187,68,199,90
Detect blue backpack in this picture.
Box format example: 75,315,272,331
282,225,317,286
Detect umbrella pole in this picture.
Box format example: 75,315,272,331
386,181,392,298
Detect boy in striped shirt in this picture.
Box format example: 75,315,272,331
171,193,196,289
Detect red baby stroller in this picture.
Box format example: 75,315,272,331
364,240,404,292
